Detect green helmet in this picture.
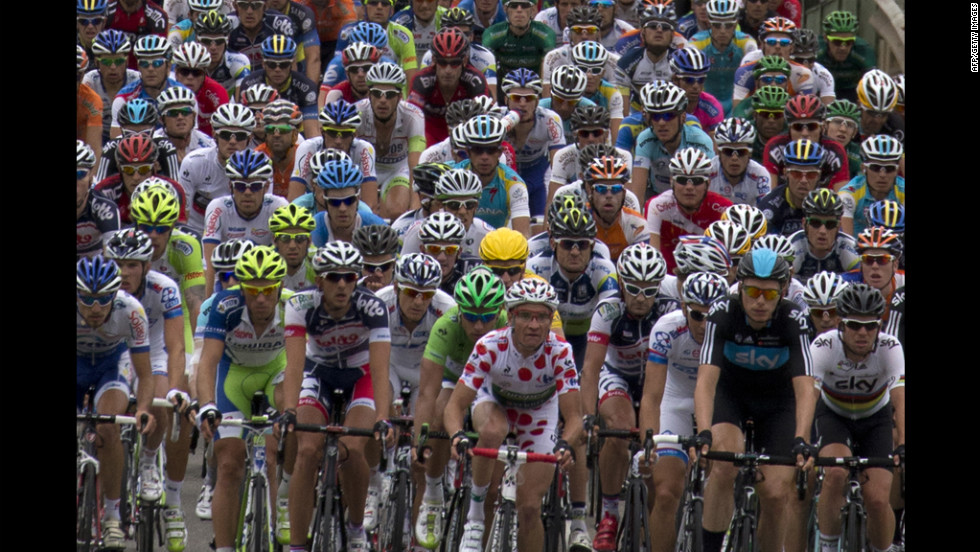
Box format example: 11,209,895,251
751,86,790,111
752,55,790,79
235,245,288,282
550,205,597,239
823,10,858,34
454,266,507,311
130,187,180,226
268,204,316,233
825,99,861,123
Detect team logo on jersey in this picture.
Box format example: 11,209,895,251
173,239,193,256
161,287,180,310
813,336,833,349
130,310,146,342
355,295,386,319
206,207,223,236
832,375,879,393
91,200,116,222
597,301,621,321
788,309,809,330
216,294,241,314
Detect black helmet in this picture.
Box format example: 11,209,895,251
352,225,400,256
836,283,886,318
736,248,791,283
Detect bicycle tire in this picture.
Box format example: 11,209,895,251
136,499,156,552
379,471,410,552
541,468,563,552
840,504,863,552
247,476,271,552
77,463,97,552
675,496,703,552
631,481,649,552
441,484,470,552
497,500,517,552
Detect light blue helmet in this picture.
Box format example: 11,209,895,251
315,159,363,189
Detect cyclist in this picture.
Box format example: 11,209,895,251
194,9,252,97
751,233,807,309
419,7,501,99
589,0,636,50
280,240,393,552
77,0,110,62
482,0,557,101
321,42,382,106
790,28,835,104
540,66,596,142
237,35,320,139
94,137,188,225
688,0,759,116
110,35,187,139
884,285,905,351
171,41,230,137
319,22,397,97
761,94,850,191
670,46,724,136
268,204,318,292
758,138,825,236
730,55,791,120
240,83,282,148
867,199,905,269
581,155,650,262
841,227,905,320
354,62,426,220
582,242,669,551
617,3,678,108
799,283,905,552
709,117,771,206
264,0,321,82
352,224,401,292
855,69,905,146
790,188,859,280
309,158,387,246
736,0,775,42
677,0,710,39
391,0,446,55
165,0,221,49
337,0,419,85
84,30,141,143
801,270,848,337
447,278,581,552
694,247,815,552
816,10,876,103
533,183,615,260
540,7,624,102
631,81,715,201
417,211,484,294
458,0,508,44
226,0,296,70
391,162,453,240
571,40,626,138
838,135,905,237
76,255,156,550
78,141,121,259
402,169,496,258
105,0,170,70
746,85,790,163
99,98,183,183
254,99,303,198
647,147,732,274
549,112,636,208
638,270,729,552
534,0,582,44
155,85,215,164
104,229,194,552
731,17,815,111
704,219,751,266
823,99,863,178
664,235,732,303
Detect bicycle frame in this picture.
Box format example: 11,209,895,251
812,456,899,552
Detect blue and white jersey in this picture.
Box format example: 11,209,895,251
135,270,184,358
525,250,620,336
647,309,702,398
375,285,456,387
284,287,391,369
708,156,772,207
202,287,294,367
202,194,289,246
77,290,151,358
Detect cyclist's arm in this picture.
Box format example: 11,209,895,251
164,313,187,393
185,285,205,334
131,350,156,416
288,179,308,201
792,374,818,446
579,339,608,418
693,363,719,438
638,360,667,438
631,166,649,208
558,389,584,448
305,44,321,85
281,335,306,413
194,337,225,440
443,380,477,440
891,386,905,447
203,241,218,297
414,356,444,443
369,340,392,425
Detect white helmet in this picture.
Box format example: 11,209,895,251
504,278,560,312
616,243,667,283
669,147,713,177
172,42,212,69
802,271,848,307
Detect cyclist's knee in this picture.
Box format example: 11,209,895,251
217,450,246,482
97,423,121,445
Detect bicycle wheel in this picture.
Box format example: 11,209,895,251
136,499,156,552
77,463,97,552
441,485,470,552
311,486,343,552
674,496,703,552
630,481,649,552
839,504,863,552
541,468,564,552
496,501,517,552
378,471,409,552
246,476,271,552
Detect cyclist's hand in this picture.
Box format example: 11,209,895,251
196,403,221,441
135,410,156,435
451,430,470,462
792,436,814,470
696,429,712,457
893,444,905,467
185,400,201,425
374,419,394,448
167,388,191,414
553,439,575,470
274,408,297,439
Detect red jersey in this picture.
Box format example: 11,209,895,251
193,77,230,137
408,64,491,146
644,190,732,274
106,1,168,70
94,173,188,225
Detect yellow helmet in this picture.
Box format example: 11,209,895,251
479,228,530,262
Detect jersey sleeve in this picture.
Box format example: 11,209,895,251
202,198,225,244
407,106,427,153
878,334,905,389
782,304,814,378
553,341,579,395
700,298,732,367
390,25,418,71
283,292,314,338
126,302,152,353
202,292,238,341
644,195,666,236
587,300,620,345
647,316,675,365
160,279,184,319
506,180,531,220
838,187,857,218
422,313,457,367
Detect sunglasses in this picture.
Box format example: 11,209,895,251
863,110,890,120
756,109,784,119
580,66,605,75
321,127,356,139
177,67,205,78
219,270,236,282
326,194,359,207
165,107,195,118
216,129,250,142
435,57,464,67
758,74,788,85
137,223,173,234
98,56,127,67
363,0,390,6
861,253,894,266
443,199,480,211
866,163,898,174
791,55,816,64
264,60,292,70
841,318,880,331
827,37,856,46
622,281,658,298
790,121,820,132
806,218,839,229
687,308,710,322
674,175,708,186
786,168,821,180
511,310,551,324
120,163,154,176
570,25,599,34
720,147,751,158
199,37,228,46
743,285,780,300
677,75,707,86
363,260,396,272
810,307,837,318
577,129,605,139
274,232,311,244
264,123,294,134
710,22,736,29
644,21,675,31
78,16,106,27
826,117,858,129
555,238,593,251
592,183,624,195
508,93,537,103
461,309,499,323
77,169,91,179
321,272,359,283
232,180,266,193
488,265,524,277
506,1,533,9
346,65,371,74
240,282,281,296
78,292,116,307
468,146,500,156
400,286,437,300
138,59,167,69
764,37,793,47
236,1,266,10
423,244,460,256
648,111,677,122
369,88,400,100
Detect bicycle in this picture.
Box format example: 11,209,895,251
541,458,570,552
376,385,416,552
812,455,902,552
674,439,707,552
428,426,471,552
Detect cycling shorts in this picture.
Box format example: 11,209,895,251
214,353,286,441
656,390,695,464
299,358,375,422
713,375,796,456
77,346,130,411
815,401,894,459
473,386,559,454
597,367,642,408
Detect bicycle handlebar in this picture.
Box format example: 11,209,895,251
703,450,798,466
813,456,899,469
76,413,139,425
471,446,557,464
291,423,376,438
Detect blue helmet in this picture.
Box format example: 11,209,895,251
315,159,363,189
318,99,362,127
501,68,543,94
395,253,443,289
225,150,274,180
867,200,905,233
669,47,711,76
347,21,389,50
261,34,297,60
77,255,122,295
92,30,132,56
682,271,729,306
118,98,159,127
783,139,824,167
77,0,108,15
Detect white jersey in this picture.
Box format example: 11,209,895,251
708,157,772,207
534,7,566,44
526,251,620,336
527,231,612,260
354,99,425,171
419,138,455,165
154,128,215,155
400,216,495,259
291,136,377,193
618,50,672,94
202,194,289,246
597,20,637,51
421,43,498,87
509,107,566,166
134,270,184,362
77,290,151,357
549,143,634,189
82,68,142,138
647,309,702,400
375,285,456,388
179,146,229,234
282,257,318,292
390,208,426,243
811,61,836,100
200,287,291,367
541,45,623,88
809,330,905,419
658,274,682,312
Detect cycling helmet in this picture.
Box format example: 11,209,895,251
261,99,303,127
129,187,181,225
893,74,905,109
822,10,858,34
705,0,738,21
860,135,903,163
211,239,256,271
418,212,466,244
504,278,560,312
115,133,158,165
346,22,389,49
550,205,597,239
825,99,861,123
157,86,198,112
616,243,667,283
550,66,588,99
639,3,677,27
735,247,790,282
92,29,132,56
77,0,108,15
548,189,589,225
669,47,710,76
479,228,530,262
450,125,467,152
342,42,382,66
195,9,232,35
352,225,400,256
802,271,847,307
682,271,730,305
432,27,470,59
867,200,905,233
268,204,316,233
367,62,406,87
641,81,688,113
442,7,475,27
134,35,172,59
802,188,843,217
704,220,752,257
309,149,353,180
784,94,825,121
318,99,362,127
791,28,819,57
311,241,363,273
315,159,363,189
172,42,211,68
261,34,297,60
752,234,794,261
212,103,256,130
104,228,154,262
578,143,620,172
412,162,453,196
435,169,483,198
235,245,287,282
77,45,89,74
584,155,630,183
566,5,602,27
472,95,500,115
571,41,609,69
241,84,279,111
189,0,223,11
836,283,885,318
77,140,97,169
782,139,824,167
569,105,611,131
118,98,159,127
714,117,756,145
752,56,790,80
454,267,507,310
758,16,796,38
132,177,179,202
669,148,713,177
446,99,484,128
395,253,443,289
856,227,901,254
459,115,506,147
750,85,790,112
721,204,768,240
226,149,273,180
856,69,898,112
77,255,122,295
501,68,543,94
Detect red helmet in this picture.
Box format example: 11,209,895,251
784,94,825,121
432,27,469,59
115,133,158,164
